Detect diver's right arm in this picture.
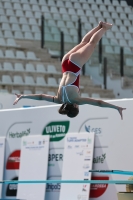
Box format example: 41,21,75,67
13,94,60,105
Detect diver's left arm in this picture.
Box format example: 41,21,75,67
75,97,126,119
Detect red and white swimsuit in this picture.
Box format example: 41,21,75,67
61,59,81,103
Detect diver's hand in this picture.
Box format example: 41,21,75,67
117,107,126,120
13,94,23,105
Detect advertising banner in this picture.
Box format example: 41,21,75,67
0,99,132,200
0,137,5,198
17,135,49,200
60,133,95,200
17,136,49,200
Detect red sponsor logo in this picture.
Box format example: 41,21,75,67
6,150,20,170
89,176,109,198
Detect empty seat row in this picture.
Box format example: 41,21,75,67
2,14,133,38
105,40,133,54
106,32,133,45
1,3,44,12
0,38,19,47
80,93,101,98
1,20,77,32
105,45,133,55
0,0,132,52
1,23,40,32
0,30,41,40
0,75,59,87
0,88,57,96
0,30,74,43
0,0,128,8
0,9,46,20
10,91,99,98
1,0,41,6
0,16,40,24
81,93,90,97
0,50,40,60
0,1,130,16
0,15,39,26
105,46,122,54
1,74,83,89
11,89,56,96
0,1,132,19
0,62,61,74
1,18,133,36
0,7,126,26
105,47,133,64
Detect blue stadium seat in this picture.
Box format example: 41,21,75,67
14,63,24,72
25,76,35,86
3,62,14,71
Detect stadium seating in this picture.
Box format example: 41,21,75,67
1,75,12,85
13,75,24,85
5,50,15,59
14,63,25,72
36,64,47,73
25,64,35,72
25,76,35,86
91,93,100,98
3,62,14,71
23,89,32,94
47,65,61,74
16,51,26,59
47,77,58,87
36,77,47,86
0,0,132,99
12,89,20,94
81,93,90,97
0,38,6,46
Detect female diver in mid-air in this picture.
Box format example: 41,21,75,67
13,21,126,119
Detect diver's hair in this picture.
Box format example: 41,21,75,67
58,103,79,118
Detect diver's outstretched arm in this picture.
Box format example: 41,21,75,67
75,97,126,120
13,94,60,105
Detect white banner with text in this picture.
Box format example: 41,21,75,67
0,99,132,200
17,135,49,200
60,133,95,200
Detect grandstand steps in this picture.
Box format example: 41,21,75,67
80,75,95,86
1,39,115,99
16,40,54,62
83,86,114,95
109,67,133,79
73,75,115,98
0,0,132,101
107,64,133,77
122,77,133,88
88,49,119,68
44,41,75,52
0,46,24,51
86,63,133,98
88,46,133,79
0,71,61,80
16,40,63,71
83,84,115,98
109,73,122,80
